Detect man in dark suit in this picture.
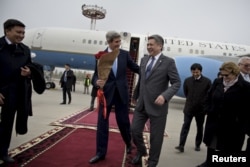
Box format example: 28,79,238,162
175,63,211,153
89,31,139,164
59,64,74,104
0,19,45,164
131,35,181,167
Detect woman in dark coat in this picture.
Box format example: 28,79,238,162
197,62,250,167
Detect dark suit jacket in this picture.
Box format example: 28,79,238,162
92,49,139,105
60,69,74,89
183,75,211,115
134,54,181,117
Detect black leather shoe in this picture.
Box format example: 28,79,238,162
68,100,71,104
126,144,132,154
175,145,184,152
60,102,66,105
89,155,105,164
131,152,147,165
89,106,94,111
2,156,15,163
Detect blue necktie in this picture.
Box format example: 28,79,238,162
146,57,155,78
112,58,117,76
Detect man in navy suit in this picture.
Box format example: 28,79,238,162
89,31,139,164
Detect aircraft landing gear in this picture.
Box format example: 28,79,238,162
44,65,56,89
45,82,56,89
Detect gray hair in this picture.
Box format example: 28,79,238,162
148,34,164,50
238,55,250,64
106,31,121,43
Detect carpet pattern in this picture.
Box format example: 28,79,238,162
7,127,149,167
50,108,162,135
6,108,170,166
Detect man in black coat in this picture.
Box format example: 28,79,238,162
59,64,74,104
0,19,45,164
175,63,211,152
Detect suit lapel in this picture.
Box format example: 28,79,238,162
146,54,164,79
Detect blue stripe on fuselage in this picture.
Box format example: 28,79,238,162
31,50,96,70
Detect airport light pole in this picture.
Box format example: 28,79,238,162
82,4,106,30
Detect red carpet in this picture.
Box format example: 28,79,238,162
6,127,147,167
50,108,150,132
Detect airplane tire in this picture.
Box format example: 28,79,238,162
51,82,56,88
45,82,51,89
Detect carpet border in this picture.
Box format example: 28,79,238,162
9,126,66,158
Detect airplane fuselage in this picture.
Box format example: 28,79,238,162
22,27,250,97
23,27,250,70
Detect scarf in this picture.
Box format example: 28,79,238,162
223,76,238,92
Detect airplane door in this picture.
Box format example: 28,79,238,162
127,37,140,108
31,29,45,49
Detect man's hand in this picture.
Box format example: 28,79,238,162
21,66,31,76
0,93,5,105
154,95,165,106
96,79,106,88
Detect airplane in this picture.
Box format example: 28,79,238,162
22,27,250,98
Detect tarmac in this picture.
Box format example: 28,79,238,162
9,81,208,167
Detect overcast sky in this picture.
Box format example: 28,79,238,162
1,0,250,45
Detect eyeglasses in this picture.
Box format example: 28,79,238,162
240,63,250,68
220,73,231,77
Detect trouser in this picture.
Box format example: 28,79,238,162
84,86,89,94
179,112,205,147
62,86,71,103
131,109,167,167
0,92,18,158
90,96,96,108
95,90,131,156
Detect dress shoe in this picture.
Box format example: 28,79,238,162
89,106,94,111
175,145,184,152
60,102,66,105
68,100,71,104
195,146,200,151
89,155,105,164
196,161,207,167
126,144,132,154
2,156,15,163
131,152,147,165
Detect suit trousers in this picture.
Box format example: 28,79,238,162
131,109,167,167
0,91,18,157
95,90,131,157
62,85,71,103
179,112,205,147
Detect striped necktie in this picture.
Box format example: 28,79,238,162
146,57,155,78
